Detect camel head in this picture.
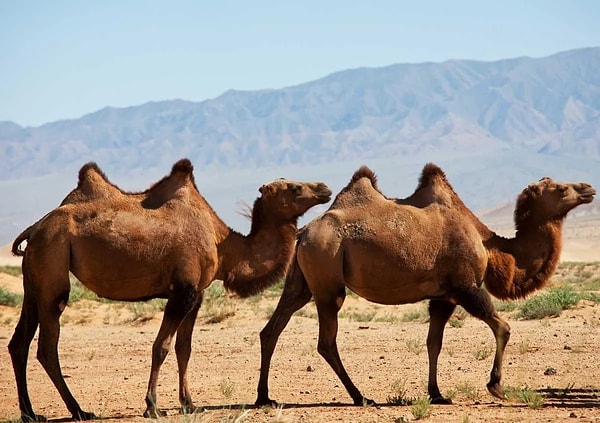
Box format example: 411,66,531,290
258,179,332,221
515,177,596,228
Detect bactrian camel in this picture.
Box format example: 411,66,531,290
255,163,595,406
9,159,332,421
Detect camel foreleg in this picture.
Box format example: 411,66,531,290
314,294,375,406
454,286,511,400
144,282,199,418
426,299,456,404
255,260,313,406
174,294,202,414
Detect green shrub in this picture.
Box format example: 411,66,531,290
0,287,23,306
517,287,580,320
0,265,22,277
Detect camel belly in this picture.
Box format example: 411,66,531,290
345,271,445,305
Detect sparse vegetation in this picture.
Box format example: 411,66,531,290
453,382,479,401
0,265,21,277
406,339,425,355
449,306,468,328
410,397,431,420
401,308,428,322
505,386,544,409
386,379,413,406
517,286,580,320
0,287,22,307
127,300,166,323
474,346,492,361
201,281,236,324
219,378,235,401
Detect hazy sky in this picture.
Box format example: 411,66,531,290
2,0,599,127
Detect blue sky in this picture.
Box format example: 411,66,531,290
2,0,599,127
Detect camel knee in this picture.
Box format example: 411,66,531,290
498,321,511,344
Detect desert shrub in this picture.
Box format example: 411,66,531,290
386,379,413,405
201,281,236,323
0,287,22,306
411,397,431,419
0,265,22,277
517,287,580,320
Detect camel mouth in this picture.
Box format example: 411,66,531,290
313,186,332,203
579,187,596,204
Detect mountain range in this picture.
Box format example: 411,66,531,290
1,47,599,245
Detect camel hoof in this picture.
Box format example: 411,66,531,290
21,413,48,423
487,382,506,400
354,397,376,406
143,407,166,419
430,396,453,405
71,410,97,421
255,397,279,407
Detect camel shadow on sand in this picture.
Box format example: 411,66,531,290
536,386,600,408
35,391,600,423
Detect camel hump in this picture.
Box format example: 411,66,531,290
78,162,108,184
418,163,447,188
60,162,122,206
349,165,379,191
171,158,194,175
142,158,199,208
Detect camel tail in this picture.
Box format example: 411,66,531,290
11,225,33,256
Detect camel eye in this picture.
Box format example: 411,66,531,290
288,184,302,195
558,186,568,196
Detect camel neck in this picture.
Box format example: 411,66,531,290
484,220,564,300
218,220,297,298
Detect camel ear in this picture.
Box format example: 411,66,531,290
526,183,543,199
259,183,276,197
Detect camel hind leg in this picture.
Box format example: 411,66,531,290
34,272,97,421
8,289,43,422
255,256,313,406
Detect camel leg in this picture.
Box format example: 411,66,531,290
143,282,199,418
255,261,313,406
426,299,456,404
174,294,202,414
454,287,511,399
8,291,44,422
36,295,97,421
314,293,374,406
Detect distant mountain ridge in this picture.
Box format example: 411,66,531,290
1,47,600,180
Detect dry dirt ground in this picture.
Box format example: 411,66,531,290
1,224,600,423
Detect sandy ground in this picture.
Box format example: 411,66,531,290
1,214,600,423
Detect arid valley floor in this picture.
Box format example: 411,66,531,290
1,212,600,423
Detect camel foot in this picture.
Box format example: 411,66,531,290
71,410,98,421
255,396,279,407
487,382,506,400
430,396,453,405
143,407,166,419
21,412,48,423
354,396,376,406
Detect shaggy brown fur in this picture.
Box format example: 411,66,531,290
255,164,595,407
8,159,331,421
